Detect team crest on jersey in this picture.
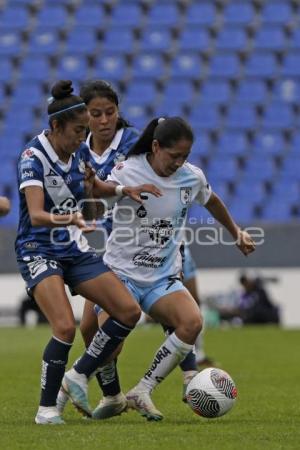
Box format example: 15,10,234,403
78,158,86,174
147,219,173,246
21,148,34,160
115,162,124,171
180,187,192,205
113,152,126,165
96,168,106,180
65,174,72,185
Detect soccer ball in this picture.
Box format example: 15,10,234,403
186,368,237,418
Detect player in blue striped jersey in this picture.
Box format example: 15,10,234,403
15,80,161,425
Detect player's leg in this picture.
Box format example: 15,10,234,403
33,275,76,425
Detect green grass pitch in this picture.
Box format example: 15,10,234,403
0,325,299,450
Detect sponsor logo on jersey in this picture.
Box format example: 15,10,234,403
146,219,173,246
24,241,38,250
21,170,34,180
132,251,167,268
136,205,147,218
180,187,192,205
46,168,59,177
78,158,86,174
21,148,34,160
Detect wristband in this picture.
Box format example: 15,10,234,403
115,184,125,196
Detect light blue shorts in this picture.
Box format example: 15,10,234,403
94,275,188,316
182,246,197,282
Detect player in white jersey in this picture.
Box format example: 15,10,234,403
0,196,10,216
63,116,255,421
16,80,161,424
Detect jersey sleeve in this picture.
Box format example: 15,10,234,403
106,161,126,185
190,164,212,206
18,149,44,192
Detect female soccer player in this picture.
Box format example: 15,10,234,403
15,80,160,425
64,117,255,420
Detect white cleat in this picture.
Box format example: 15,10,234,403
62,368,92,418
126,386,163,421
35,406,65,425
56,386,69,415
92,392,128,420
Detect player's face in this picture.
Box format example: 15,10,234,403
151,138,192,177
57,111,90,154
87,97,119,142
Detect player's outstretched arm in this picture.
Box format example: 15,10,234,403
204,192,255,256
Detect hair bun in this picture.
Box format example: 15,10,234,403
51,80,73,100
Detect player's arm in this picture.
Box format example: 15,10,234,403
204,192,255,256
24,186,90,230
93,178,162,204
0,196,10,217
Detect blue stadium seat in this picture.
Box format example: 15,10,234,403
131,54,165,79
223,2,255,26
185,3,216,27
139,28,172,53
177,28,210,52
209,53,240,78
253,27,286,52
154,101,185,118
289,29,300,50
0,6,30,30
226,103,257,130
110,4,143,27
228,200,256,224
0,134,24,158
0,32,22,56
36,6,69,29
272,179,299,203
163,80,195,105
262,102,294,130
252,131,286,156
216,131,248,156
261,2,293,25
215,28,248,52
56,55,89,81
281,53,300,77
73,4,105,28
261,200,292,222
189,104,220,131
169,53,202,80
244,53,278,78
121,103,149,130
235,79,267,104
290,132,300,153
280,156,300,179
243,156,276,180
18,57,52,82
10,83,42,107
3,106,36,133
124,80,158,106
200,80,231,104
273,79,300,103
102,28,135,53
0,58,13,82
147,4,179,27
235,180,266,203
92,54,127,81
27,28,60,55
65,29,97,54
192,132,211,157
206,157,238,182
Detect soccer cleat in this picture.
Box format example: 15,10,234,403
35,406,65,425
126,386,163,421
56,386,69,415
62,369,92,418
92,392,128,420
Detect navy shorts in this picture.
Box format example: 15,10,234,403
17,251,110,293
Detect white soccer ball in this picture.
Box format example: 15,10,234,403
186,368,237,418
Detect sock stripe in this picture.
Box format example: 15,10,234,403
52,336,73,346
111,319,133,332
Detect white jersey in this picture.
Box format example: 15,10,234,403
104,154,212,286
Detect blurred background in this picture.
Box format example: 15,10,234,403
0,0,299,327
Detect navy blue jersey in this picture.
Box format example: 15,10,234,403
15,131,92,259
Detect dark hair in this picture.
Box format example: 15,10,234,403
79,79,130,129
48,80,87,130
127,117,194,156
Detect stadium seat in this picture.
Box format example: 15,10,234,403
280,156,300,179
253,27,286,52
235,180,266,203
92,54,127,81
64,29,98,54
235,79,268,104
272,179,299,203
185,3,216,27
260,2,293,25
261,200,292,222
226,103,257,130
131,54,165,80
223,2,255,26
273,79,300,103
169,53,202,80
252,131,286,156
27,29,60,56
189,104,220,131
73,4,105,28
262,102,294,130
0,6,30,30
192,132,211,157
18,57,52,82
36,6,69,29
200,80,231,104
121,103,149,130
206,156,238,182
244,53,278,78
147,4,180,27
281,53,300,77
154,101,185,118
124,80,158,106
289,28,300,50
209,53,240,79
227,200,256,224
215,28,248,52
109,4,143,28
163,80,195,105
243,156,276,181
102,28,135,53
56,55,89,81
215,131,248,156
139,28,172,53
0,32,22,56
10,83,42,107
0,58,13,82
177,28,210,53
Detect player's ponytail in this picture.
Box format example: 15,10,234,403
127,116,194,157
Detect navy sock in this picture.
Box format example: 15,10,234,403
179,350,197,371
75,318,133,378
95,358,121,397
40,336,72,407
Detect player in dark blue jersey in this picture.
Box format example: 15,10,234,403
0,196,10,216
15,80,161,425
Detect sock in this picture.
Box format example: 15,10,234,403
138,332,193,392
179,349,197,371
40,336,72,407
95,359,121,397
194,333,206,362
75,318,133,378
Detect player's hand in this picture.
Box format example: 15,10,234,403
236,229,256,256
84,162,96,195
123,184,162,204
71,212,96,232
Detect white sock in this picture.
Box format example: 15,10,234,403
137,333,193,392
194,333,206,362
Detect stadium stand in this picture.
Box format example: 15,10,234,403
0,0,300,226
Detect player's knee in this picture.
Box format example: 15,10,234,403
181,313,203,341
122,303,141,327
55,320,76,342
